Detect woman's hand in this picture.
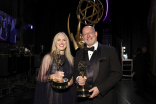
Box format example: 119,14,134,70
68,82,71,86
50,71,64,80
68,77,73,86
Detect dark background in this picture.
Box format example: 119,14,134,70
1,1,156,103
0,0,152,61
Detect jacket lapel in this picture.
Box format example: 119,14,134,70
93,43,101,82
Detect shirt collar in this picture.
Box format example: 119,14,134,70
87,41,98,51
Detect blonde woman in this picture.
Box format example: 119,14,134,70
34,32,76,104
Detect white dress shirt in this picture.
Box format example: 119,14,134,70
76,42,98,82
87,41,98,60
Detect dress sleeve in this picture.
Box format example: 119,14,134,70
36,54,51,82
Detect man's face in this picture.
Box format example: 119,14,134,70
82,26,97,47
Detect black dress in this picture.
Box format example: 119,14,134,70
34,54,76,104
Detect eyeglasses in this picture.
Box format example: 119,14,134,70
83,31,95,36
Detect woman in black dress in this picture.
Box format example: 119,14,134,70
34,32,76,104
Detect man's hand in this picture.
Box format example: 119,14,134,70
78,76,87,86
89,86,100,98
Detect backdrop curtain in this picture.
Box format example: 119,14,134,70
112,0,151,61
148,0,156,74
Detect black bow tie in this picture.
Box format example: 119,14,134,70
85,46,94,51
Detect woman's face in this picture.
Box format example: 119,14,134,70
56,33,67,52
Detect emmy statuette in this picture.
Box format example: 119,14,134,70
76,61,91,97
51,50,69,89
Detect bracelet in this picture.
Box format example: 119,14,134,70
48,75,51,81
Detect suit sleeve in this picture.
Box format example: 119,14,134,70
97,47,122,96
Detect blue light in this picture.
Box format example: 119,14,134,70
31,25,33,29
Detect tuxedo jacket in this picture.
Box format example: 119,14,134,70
74,43,122,104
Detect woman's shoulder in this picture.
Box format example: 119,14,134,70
42,54,51,61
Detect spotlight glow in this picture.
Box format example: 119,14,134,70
31,25,33,29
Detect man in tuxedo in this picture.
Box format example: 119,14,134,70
74,26,122,104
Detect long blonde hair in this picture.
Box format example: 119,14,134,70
50,32,73,66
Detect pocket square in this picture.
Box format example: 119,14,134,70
99,57,107,62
